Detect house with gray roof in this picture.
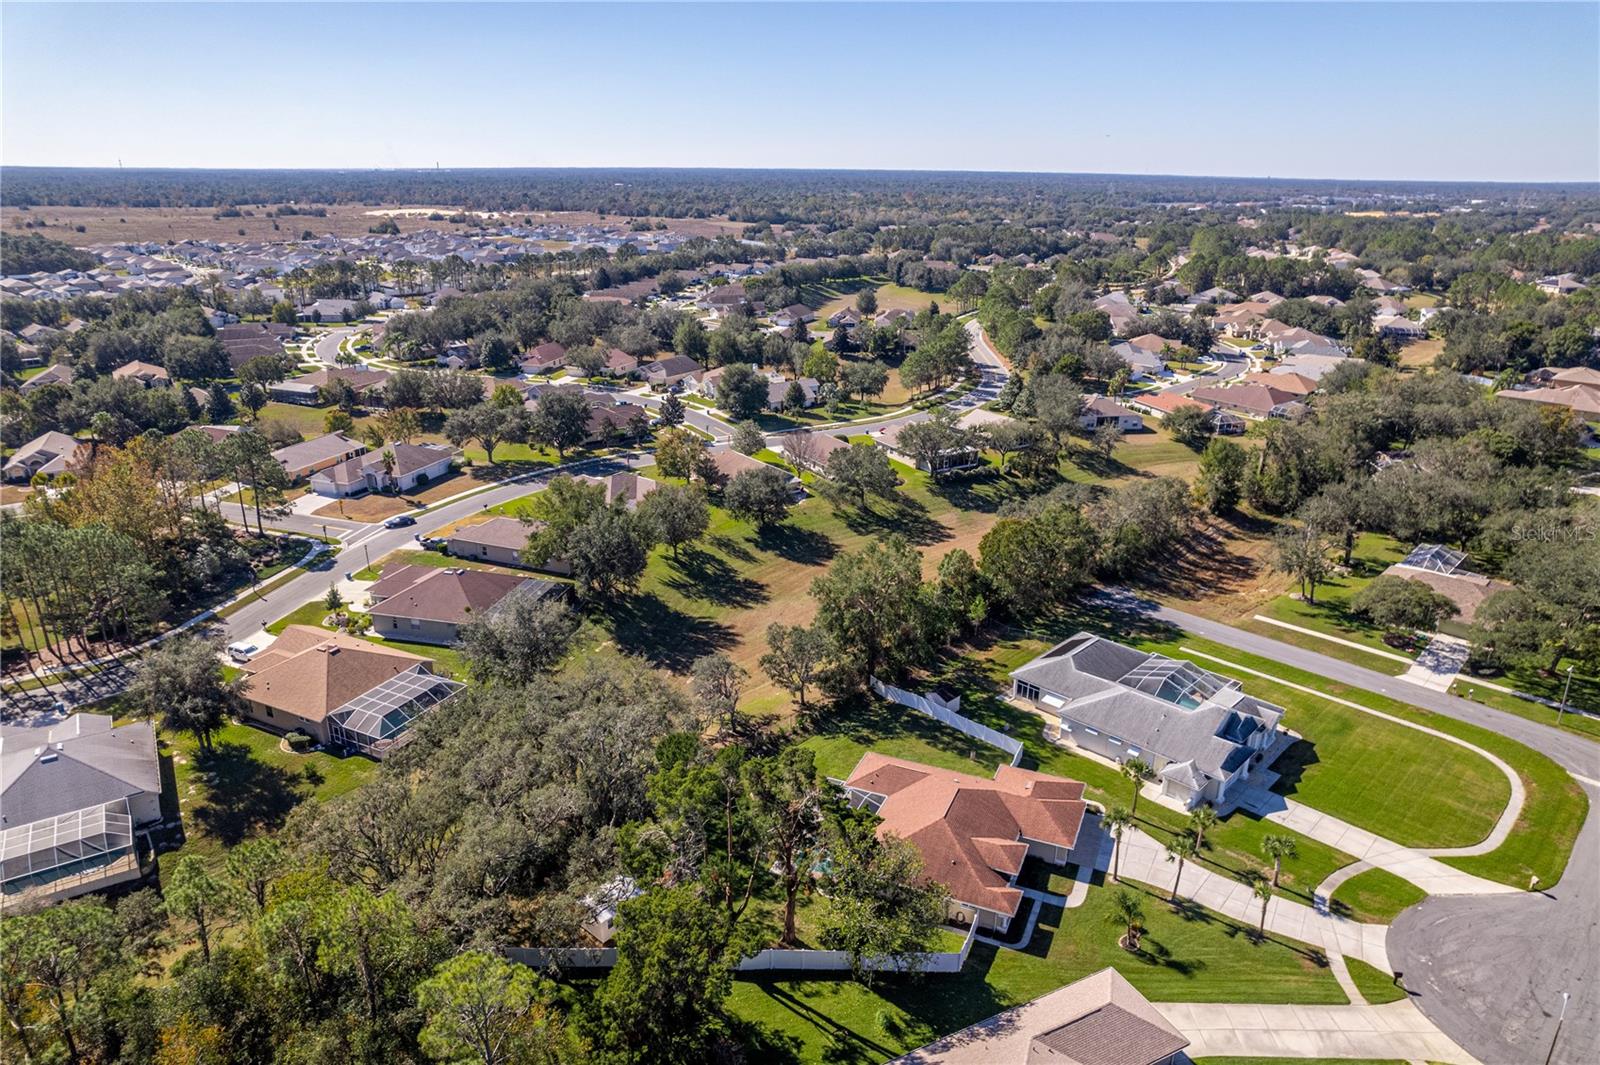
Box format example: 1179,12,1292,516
3,431,86,482
1010,633,1285,809
1,714,163,908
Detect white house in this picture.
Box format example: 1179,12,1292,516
308,442,456,497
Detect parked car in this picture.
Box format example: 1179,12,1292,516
383,514,417,529
227,641,258,663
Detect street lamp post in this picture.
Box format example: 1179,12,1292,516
1543,990,1569,1065
1557,665,1575,728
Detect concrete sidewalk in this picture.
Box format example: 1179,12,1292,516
1114,825,1391,970
1232,788,1519,896
1156,1000,1478,1063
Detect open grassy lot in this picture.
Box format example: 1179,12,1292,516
1345,956,1408,1005
156,720,376,885
1329,867,1428,924
264,598,468,679
1243,533,1416,676
728,885,1345,1064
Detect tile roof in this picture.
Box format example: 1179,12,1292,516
844,754,1087,919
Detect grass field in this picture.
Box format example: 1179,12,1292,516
728,884,1345,1064
1243,533,1417,676
1345,956,1408,1005
156,721,376,886
1329,867,1428,924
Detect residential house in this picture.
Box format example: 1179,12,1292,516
521,341,568,375
297,298,361,322
842,754,1088,933
779,430,852,473
872,420,982,473
308,442,456,498
237,625,462,758
1239,371,1317,397
1495,381,1600,421
1371,296,1409,318
446,517,565,573
1537,273,1588,296
18,362,74,394
1248,290,1285,306
640,355,702,389
1305,293,1346,308
110,360,171,387
1193,286,1240,304
874,307,914,328
700,284,750,315
1010,632,1286,809
891,967,1189,1065
1528,366,1600,388
603,348,640,377
827,307,862,328
271,432,367,481
1258,321,1345,358
1276,353,1357,382
1381,544,1514,625
1374,314,1427,339
1189,382,1304,420
766,375,821,410
578,470,660,508
1109,341,1167,379
772,304,815,329
366,563,564,645
1,714,163,908
1078,396,1144,431
3,430,86,481
190,424,242,445
269,367,391,406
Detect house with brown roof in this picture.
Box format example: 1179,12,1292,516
18,362,74,395
842,754,1089,933
1189,382,1304,420
1240,370,1317,396
578,470,660,508
1381,544,1514,625
1078,396,1144,431
269,367,391,406
892,967,1189,1065
237,626,461,757
640,355,703,389
110,360,170,387
1496,381,1600,421
366,563,564,645
271,432,367,481
521,341,568,374
603,348,640,377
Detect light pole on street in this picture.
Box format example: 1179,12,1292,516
1543,990,1569,1065
1556,665,1574,727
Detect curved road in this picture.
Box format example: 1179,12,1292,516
1091,588,1599,1065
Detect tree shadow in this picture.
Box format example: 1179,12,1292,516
756,523,837,566
602,593,737,672
927,468,1045,515
189,740,305,846
1267,739,1319,802
707,532,758,565
662,546,770,609
832,495,948,547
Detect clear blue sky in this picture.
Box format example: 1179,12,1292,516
4,2,1596,182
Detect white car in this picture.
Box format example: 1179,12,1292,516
227,641,258,663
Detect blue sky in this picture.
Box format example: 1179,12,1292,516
3,2,1596,182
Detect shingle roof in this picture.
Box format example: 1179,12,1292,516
0,715,160,827
366,563,549,625
447,516,533,551
1031,1000,1191,1065
240,625,429,722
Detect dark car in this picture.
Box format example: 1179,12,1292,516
383,514,417,529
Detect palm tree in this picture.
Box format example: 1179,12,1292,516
1102,805,1133,883
1250,872,1274,939
1188,805,1218,852
1107,888,1145,952
1261,835,1299,889
1164,833,1198,902
1121,758,1152,818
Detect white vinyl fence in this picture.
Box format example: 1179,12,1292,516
870,677,1024,766
507,922,977,975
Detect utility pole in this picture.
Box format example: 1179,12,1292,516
1543,990,1569,1065
1557,665,1575,728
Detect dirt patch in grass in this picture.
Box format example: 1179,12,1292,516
0,484,34,505
1398,337,1444,369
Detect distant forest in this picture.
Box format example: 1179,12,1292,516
5,167,1599,227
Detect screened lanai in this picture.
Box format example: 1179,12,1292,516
327,667,463,757
1,798,140,906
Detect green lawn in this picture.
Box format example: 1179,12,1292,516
1449,679,1600,741
1329,868,1428,924
1345,956,1408,1005
1140,634,1585,890
1245,533,1417,676
728,885,1345,1064
157,721,376,885
263,600,468,679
